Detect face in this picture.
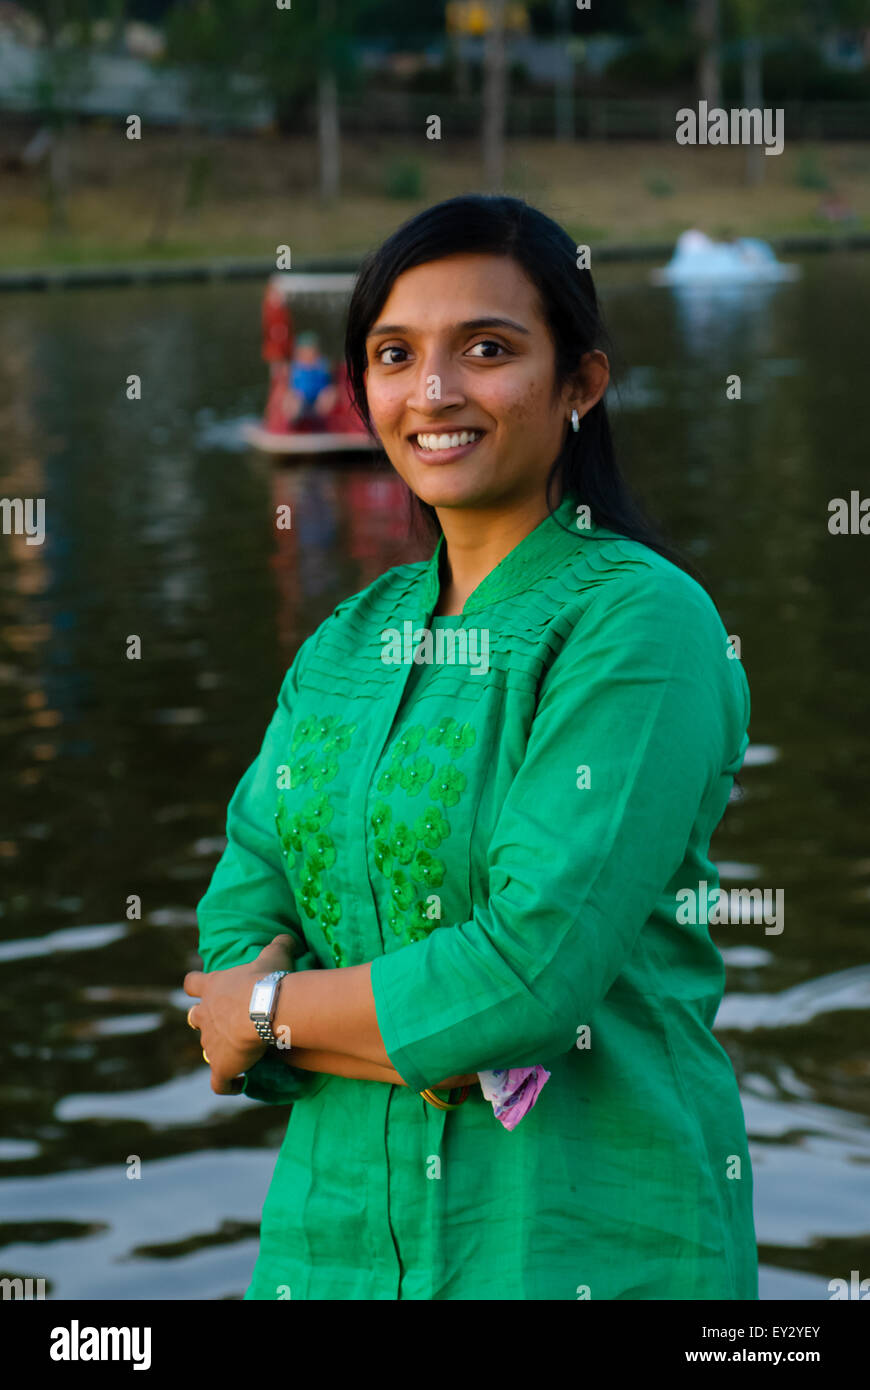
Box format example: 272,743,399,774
362,253,607,514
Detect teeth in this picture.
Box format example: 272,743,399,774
416,430,481,451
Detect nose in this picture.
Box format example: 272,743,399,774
404,346,467,417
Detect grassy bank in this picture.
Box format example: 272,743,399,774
2,127,868,268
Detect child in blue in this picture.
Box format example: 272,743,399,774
283,331,337,426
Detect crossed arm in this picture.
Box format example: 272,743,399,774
183,935,477,1096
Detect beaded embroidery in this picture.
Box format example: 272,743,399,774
275,717,357,966
275,712,478,959
371,719,476,943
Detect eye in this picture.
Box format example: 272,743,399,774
374,344,409,365
466,339,509,358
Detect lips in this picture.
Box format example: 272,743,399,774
408,430,486,464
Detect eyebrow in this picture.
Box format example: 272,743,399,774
366,316,531,340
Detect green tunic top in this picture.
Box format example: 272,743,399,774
196,492,758,1300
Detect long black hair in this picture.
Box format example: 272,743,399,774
344,193,708,591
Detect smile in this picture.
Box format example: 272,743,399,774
410,429,485,462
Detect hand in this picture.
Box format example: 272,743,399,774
184,934,296,1096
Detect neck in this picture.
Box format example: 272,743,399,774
432,489,561,617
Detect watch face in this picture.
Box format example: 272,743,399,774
251,982,272,1017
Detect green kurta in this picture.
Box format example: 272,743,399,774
196,492,758,1300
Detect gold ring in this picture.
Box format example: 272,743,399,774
187,1007,197,1030
202,1049,210,1065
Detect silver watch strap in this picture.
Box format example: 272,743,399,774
251,970,289,1046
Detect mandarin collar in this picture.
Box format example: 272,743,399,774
419,494,609,617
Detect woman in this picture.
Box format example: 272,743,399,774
184,195,758,1301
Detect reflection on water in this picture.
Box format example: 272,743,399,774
0,260,868,1300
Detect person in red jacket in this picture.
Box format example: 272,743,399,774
261,281,295,432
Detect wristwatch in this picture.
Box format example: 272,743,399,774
249,970,290,1046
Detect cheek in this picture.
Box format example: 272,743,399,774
366,377,406,428
500,377,557,430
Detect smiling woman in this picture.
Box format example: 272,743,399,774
188,194,758,1301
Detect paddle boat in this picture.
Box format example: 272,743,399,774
243,273,378,456
651,229,800,286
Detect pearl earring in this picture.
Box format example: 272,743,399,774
570,408,580,433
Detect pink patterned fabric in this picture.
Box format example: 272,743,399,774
477,1066,551,1131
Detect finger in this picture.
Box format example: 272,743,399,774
186,1006,200,1030
261,936,297,964
183,971,205,998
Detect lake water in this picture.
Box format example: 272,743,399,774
1,253,868,1300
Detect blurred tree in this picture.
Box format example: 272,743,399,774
16,1,99,235
164,0,380,203
482,0,507,188
692,0,722,108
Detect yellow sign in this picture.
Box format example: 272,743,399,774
446,2,530,36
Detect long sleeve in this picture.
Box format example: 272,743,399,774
196,633,321,1103
369,569,750,1094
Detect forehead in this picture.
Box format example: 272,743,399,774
377,253,542,324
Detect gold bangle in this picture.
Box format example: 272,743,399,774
419,1085,471,1110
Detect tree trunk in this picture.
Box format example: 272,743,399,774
45,124,70,235
482,0,507,190
694,0,722,109
554,0,573,142
451,32,470,98
742,33,764,186
317,67,340,201
317,0,340,202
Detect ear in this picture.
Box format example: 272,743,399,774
571,350,609,413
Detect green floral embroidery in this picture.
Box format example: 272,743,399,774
373,837,392,875
377,765,400,794
389,870,416,912
275,721,356,966
446,722,476,758
298,863,322,919
307,832,337,874
414,899,440,929
410,849,445,888
394,724,425,757
371,714,478,948
427,716,456,747
399,755,434,794
292,755,313,786
324,723,355,755
413,807,449,848
429,764,466,808
301,793,333,834
292,716,318,753
390,822,415,865
406,923,433,943
276,800,305,855
310,751,339,789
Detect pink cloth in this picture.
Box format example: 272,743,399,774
477,1066,551,1131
